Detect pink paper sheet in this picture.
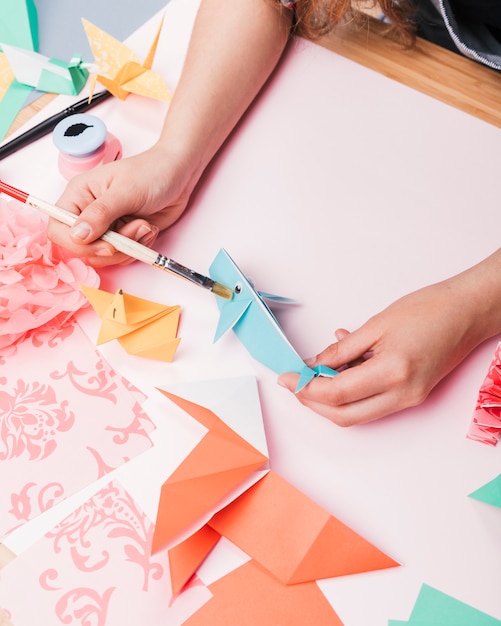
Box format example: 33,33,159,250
0,480,211,624
0,320,155,540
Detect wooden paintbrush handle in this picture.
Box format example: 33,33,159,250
27,194,159,264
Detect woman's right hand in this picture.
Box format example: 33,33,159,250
46,146,193,267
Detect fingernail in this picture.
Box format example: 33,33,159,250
304,357,316,366
139,232,157,246
277,376,286,388
136,224,153,240
136,224,158,246
94,247,114,257
71,221,92,241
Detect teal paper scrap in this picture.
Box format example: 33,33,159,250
388,584,501,625
468,473,501,509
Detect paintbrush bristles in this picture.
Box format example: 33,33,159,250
211,281,234,300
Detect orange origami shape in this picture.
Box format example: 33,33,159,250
81,285,181,362
152,387,399,599
151,390,268,554
209,470,399,584
82,16,172,101
183,559,344,626
167,525,222,596
167,469,399,595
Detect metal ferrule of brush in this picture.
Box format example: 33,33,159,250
154,254,216,290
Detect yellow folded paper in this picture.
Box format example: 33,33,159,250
82,16,172,101
82,286,181,362
0,53,15,101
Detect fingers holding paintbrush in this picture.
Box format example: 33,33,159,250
0,179,232,299
47,151,192,267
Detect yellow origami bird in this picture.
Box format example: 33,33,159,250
82,16,172,101
81,286,181,362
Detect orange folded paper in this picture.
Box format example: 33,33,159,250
81,285,181,361
82,16,172,101
0,51,16,101
153,385,399,601
209,470,399,584
183,559,344,626
152,391,268,554
167,525,221,596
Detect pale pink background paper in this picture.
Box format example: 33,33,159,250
0,321,155,540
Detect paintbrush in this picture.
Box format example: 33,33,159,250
0,180,233,299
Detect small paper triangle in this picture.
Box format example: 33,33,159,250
468,473,501,509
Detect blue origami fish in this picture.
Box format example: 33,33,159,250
209,248,337,392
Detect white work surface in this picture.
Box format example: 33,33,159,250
2,0,501,623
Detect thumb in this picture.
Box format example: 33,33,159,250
334,328,350,341
69,197,117,244
313,326,375,370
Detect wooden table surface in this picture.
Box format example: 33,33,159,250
318,17,501,128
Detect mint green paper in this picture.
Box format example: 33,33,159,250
468,473,501,508
409,584,501,625
37,56,88,95
0,0,39,140
0,0,38,50
390,622,498,626
0,45,90,96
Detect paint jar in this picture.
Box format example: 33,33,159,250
52,113,122,180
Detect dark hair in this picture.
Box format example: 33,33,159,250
290,0,417,46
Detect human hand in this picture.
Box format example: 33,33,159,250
278,277,489,426
46,146,193,267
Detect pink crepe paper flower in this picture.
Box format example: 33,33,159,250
466,342,501,446
0,197,100,351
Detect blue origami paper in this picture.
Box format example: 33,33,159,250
209,248,337,392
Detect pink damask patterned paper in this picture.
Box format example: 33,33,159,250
0,480,211,625
0,321,156,540
467,341,501,446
